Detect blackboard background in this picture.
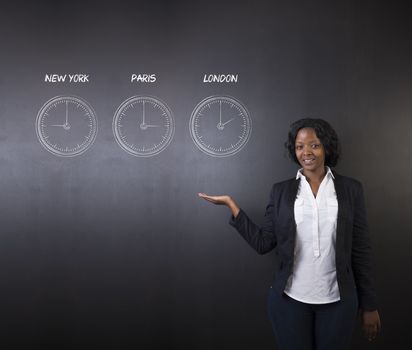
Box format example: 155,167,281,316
0,0,410,349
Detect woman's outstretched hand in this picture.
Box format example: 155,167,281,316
198,193,231,205
198,193,240,218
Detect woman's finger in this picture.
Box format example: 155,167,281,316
198,193,214,200
198,193,229,205
365,324,377,341
198,193,219,203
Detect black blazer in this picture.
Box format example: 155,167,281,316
229,171,378,311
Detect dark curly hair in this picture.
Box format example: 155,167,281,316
285,118,341,167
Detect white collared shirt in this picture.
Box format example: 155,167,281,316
283,166,340,304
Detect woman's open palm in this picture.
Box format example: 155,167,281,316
198,193,231,205
198,193,240,217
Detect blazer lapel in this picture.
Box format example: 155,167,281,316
332,171,347,259
286,178,300,221
333,171,347,220
289,178,300,205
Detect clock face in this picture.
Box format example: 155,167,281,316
36,96,98,157
113,96,175,157
189,96,252,157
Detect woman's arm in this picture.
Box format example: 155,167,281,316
198,184,277,254
351,182,381,340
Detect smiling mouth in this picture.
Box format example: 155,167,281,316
303,158,315,164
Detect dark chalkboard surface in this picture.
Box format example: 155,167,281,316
0,0,410,349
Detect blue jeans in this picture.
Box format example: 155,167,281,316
267,287,358,350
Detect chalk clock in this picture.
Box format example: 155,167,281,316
36,95,98,157
189,95,252,157
113,96,175,157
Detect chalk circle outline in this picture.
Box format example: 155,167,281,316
35,95,98,157
113,95,175,157
189,95,252,157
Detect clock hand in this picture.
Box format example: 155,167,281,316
140,123,160,130
51,123,71,130
219,101,222,125
65,101,69,126
221,117,235,126
142,101,146,125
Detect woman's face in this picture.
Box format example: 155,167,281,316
295,128,325,172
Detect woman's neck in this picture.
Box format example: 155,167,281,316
303,166,327,183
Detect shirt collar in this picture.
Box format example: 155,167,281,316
296,166,335,180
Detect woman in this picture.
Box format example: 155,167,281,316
198,118,381,350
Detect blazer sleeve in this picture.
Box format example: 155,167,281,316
228,184,277,255
351,182,378,311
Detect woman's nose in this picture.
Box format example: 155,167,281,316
303,146,313,155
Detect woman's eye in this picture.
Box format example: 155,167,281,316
295,145,303,150
312,144,320,149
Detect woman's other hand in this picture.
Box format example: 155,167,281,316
198,193,240,217
362,309,381,341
